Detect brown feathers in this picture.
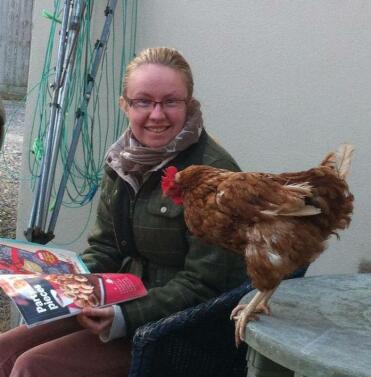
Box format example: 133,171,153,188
162,145,354,292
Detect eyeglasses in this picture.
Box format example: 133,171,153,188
125,97,187,112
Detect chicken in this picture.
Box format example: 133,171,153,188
161,144,354,345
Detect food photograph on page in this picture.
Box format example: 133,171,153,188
0,273,147,326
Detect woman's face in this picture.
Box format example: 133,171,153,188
120,64,188,148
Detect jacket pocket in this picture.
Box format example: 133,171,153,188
132,194,187,266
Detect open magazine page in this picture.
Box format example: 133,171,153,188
0,238,89,274
0,273,147,327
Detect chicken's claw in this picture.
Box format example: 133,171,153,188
255,302,271,315
230,304,245,320
231,289,275,347
232,305,258,347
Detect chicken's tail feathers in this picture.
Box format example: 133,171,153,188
321,143,355,179
336,144,355,179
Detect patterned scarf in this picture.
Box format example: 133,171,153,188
106,98,203,192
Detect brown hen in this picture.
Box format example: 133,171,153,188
161,144,354,345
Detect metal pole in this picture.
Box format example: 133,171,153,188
27,0,72,234
44,0,86,223
47,0,118,236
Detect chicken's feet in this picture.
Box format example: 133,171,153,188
255,288,276,315
231,289,275,347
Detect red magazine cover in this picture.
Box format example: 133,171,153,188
0,273,147,326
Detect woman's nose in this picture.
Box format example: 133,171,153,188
149,103,166,119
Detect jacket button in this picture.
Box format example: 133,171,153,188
160,206,167,214
121,240,127,247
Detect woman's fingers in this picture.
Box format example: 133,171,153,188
77,306,114,335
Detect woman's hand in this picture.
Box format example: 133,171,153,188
77,306,114,336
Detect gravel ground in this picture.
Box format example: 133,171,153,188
0,100,25,332
0,100,24,239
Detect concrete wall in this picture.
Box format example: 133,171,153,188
17,0,133,250
18,1,371,276
0,0,33,99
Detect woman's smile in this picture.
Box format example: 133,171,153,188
145,125,171,134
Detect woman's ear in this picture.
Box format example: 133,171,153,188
119,96,129,115
186,96,196,115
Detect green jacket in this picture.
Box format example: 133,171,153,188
81,131,246,336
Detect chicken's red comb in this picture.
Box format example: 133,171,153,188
163,166,178,179
161,166,179,194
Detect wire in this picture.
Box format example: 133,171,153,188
2,0,137,243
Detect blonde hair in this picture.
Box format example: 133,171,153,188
122,47,194,98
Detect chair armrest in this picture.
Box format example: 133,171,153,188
133,281,253,345
129,281,253,377
128,267,308,377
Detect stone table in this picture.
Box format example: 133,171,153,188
240,274,371,377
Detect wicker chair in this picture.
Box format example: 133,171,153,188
128,267,307,377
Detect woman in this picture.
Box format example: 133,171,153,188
0,47,246,377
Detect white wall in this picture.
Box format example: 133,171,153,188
18,1,371,276
0,0,33,98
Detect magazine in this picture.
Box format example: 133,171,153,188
0,238,147,326
0,273,147,326
0,238,89,274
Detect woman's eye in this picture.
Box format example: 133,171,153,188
164,99,178,107
136,99,152,107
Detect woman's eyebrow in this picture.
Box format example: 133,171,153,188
129,91,183,98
